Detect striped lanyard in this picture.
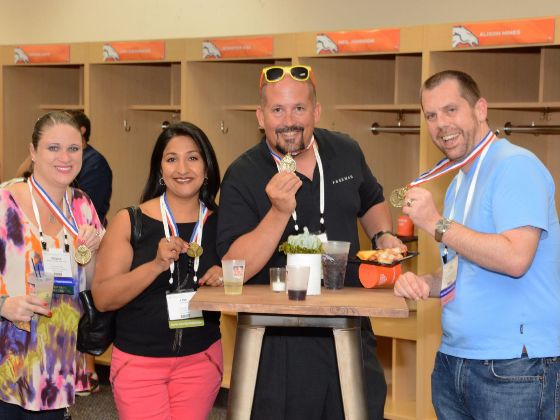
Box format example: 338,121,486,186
159,193,208,285
409,130,496,189
267,136,325,233
28,176,78,252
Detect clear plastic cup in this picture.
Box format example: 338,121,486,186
270,267,287,292
321,241,351,290
222,259,245,295
28,272,54,310
286,265,310,301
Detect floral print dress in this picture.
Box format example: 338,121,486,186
0,184,102,411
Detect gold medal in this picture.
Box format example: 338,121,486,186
186,243,203,258
75,244,92,265
390,187,409,208
279,154,296,173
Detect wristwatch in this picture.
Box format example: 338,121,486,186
372,230,395,249
434,218,453,242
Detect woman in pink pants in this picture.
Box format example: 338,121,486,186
93,122,224,419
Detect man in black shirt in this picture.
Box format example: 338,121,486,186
217,65,403,420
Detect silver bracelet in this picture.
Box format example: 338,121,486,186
0,295,8,319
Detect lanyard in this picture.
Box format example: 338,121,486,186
159,193,208,286
28,177,74,252
442,132,495,263
410,130,495,189
267,136,325,233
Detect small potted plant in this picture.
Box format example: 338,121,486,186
278,228,323,295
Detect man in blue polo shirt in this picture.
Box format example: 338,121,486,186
394,70,560,419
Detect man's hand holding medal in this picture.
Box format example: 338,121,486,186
400,187,441,235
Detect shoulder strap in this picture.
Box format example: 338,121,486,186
126,206,142,247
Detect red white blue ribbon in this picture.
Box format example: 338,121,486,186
162,193,179,237
267,146,283,166
160,193,209,284
409,130,496,188
189,201,209,245
29,175,78,237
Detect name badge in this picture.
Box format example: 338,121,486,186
42,249,73,278
53,277,75,295
440,256,458,305
166,291,204,329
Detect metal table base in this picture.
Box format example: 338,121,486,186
227,313,367,420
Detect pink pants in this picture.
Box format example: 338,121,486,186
110,340,223,420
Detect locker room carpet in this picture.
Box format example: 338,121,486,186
69,365,228,419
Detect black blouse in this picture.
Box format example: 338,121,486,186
114,210,221,357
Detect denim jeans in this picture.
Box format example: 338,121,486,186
432,351,560,420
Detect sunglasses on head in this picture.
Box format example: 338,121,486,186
259,65,314,90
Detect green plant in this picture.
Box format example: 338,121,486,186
278,228,323,255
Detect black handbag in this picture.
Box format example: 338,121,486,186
77,290,115,356
77,206,142,356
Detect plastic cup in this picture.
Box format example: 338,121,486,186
28,272,54,310
270,267,287,292
222,259,245,295
286,265,310,301
322,241,351,290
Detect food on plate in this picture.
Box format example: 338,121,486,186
356,247,407,264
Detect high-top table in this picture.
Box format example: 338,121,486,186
190,285,410,420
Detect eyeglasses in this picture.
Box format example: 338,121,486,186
259,66,314,90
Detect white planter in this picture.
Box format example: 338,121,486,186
286,253,322,295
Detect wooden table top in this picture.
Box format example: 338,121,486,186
190,285,409,318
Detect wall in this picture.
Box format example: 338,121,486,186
1,0,560,44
